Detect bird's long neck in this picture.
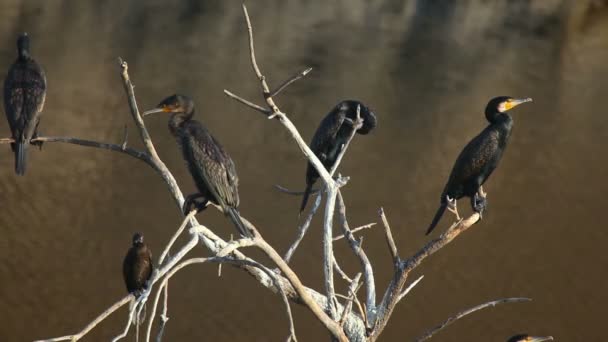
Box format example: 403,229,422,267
169,111,194,135
17,49,30,62
486,111,513,145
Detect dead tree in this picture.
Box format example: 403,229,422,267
17,4,531,342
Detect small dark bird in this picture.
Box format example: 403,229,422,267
507,334,553,342
3,33,47,175
143,94,252,238
426,96,532,235
123,233,153,296
300,100,377,214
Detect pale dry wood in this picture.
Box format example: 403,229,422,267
379,208,399,266
414,297,532,342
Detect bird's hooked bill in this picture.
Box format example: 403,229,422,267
142,108,167,117
527,336,554,342
513,98,533,106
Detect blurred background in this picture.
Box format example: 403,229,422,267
0,0,607,341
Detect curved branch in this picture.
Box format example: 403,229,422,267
33,295,133,342
415,298,532,342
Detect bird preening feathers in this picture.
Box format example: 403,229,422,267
3,32,47,175
143,94,253,238
426,96,532,235
299,100,377,215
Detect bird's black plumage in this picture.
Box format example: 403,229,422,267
426,96,532,235
123,233,153,296
507,334,554,342
143,94,252,238
300,100,377,214
3,33,47,175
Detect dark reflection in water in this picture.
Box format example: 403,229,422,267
0,0,607,341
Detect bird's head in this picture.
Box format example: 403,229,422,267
507,334,554,342
342,100,377,135
486,96,533,114
17,32,30,60
143,94,195,117
132,233,144,246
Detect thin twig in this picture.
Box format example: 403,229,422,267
339,273,362,327
284,192,322,263
333,255,353,283
414,298,532,342
333,223,376,241
270,67,313,98
156,283,169,342
273,184,320,196
223,90,270,115
158,210,197,265
146,258,209,342
111,304,135,342
379,208,399,266
396,275,424,303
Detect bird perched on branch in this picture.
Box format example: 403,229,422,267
507,334,553,342
299,100,377,214
426,96,532,235
3,32,47,175
123,233,153,296
143,94,252,238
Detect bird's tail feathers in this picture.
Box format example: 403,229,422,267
426,202,447,235
299,184,313,217
15,142,27,176
227,207,253,238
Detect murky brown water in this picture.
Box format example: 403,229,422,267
0,0,607,341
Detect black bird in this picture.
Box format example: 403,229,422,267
3,33,47,175
143,94,252,238
507,334,553,342
123,233,153,296
300,100,377,214
426,96,532,235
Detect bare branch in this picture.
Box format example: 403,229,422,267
0,136,153,166
370,213,481,341
158,210,197,265
333,255,352,283
379,208,399,266
414,298,532,342
33,295,133,342
396,275,424,303
284,192,322,263
333,222,376,241
223,89,270,115
121,125,129,150
339,273,362,327
336,191,376,329
270,67,313,98
146,258,209,342
156,283,169,342
273,184,320,196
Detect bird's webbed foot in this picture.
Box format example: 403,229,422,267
183,193,209,215
472,186,487,218
445,195,461,220
32,132,43,150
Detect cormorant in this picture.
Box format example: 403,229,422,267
507,334,553,342
426,96,532,235
3,32,47,175
123,233,153,296
143,94,252,238
300,100,377,214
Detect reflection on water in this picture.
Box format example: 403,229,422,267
0,0,607,340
